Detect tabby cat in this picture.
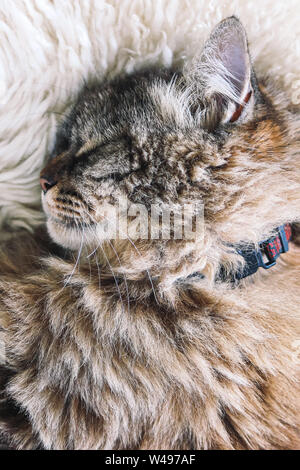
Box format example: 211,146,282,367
0,17,299,450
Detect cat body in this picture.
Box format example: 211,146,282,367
0,17,299,449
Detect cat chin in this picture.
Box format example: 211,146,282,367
46,216,121,252
46,218,94,250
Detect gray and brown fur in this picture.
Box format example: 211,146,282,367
0,17,299,449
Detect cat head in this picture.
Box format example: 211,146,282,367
41,16,300,280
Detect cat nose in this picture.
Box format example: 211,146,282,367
40,175,57,194
40,151,69,193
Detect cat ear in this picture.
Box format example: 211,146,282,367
186,16,253,129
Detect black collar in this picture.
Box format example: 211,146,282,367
219,224,292,282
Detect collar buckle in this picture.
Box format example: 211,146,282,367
256,247,277,269
215,224,292,283
256,224,290,270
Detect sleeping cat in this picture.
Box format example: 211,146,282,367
0,16,299,449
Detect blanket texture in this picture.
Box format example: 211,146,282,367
0,0,299,234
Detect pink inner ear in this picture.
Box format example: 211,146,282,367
220,39,248,95
229,90,252,123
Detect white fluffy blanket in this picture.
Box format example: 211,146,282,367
0,0,299,233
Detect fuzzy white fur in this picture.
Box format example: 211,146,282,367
0,0,299,234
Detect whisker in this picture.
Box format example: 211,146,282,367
124,234,159,305
107,239,130,315
87,249,92,283
76,206,159,305
64,228,84,287
99,244,125,315
86,243,100,259
76,220,83,273
95,254,102,291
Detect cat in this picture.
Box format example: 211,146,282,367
0,16,299,450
